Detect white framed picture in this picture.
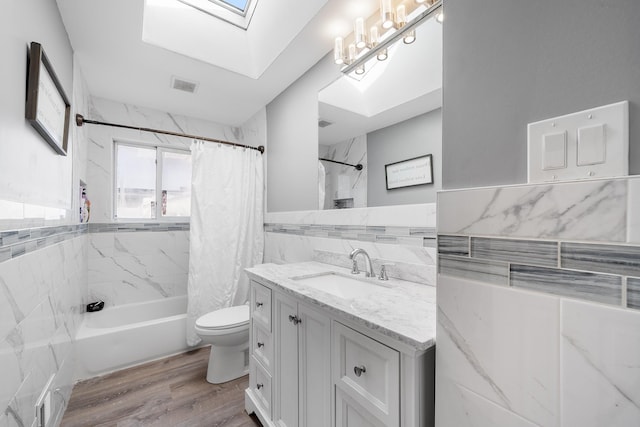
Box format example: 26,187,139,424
385,154,433,190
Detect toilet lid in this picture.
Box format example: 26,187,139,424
196,305,250,329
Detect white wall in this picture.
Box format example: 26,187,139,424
266,53,340,212
0,2,90,426
0,0,74,210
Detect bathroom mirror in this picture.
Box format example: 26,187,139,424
318,16,442,209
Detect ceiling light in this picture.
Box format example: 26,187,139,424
377,49,388,61
355,64,365,75
436,11,444,23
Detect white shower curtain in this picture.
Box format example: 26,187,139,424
186,141,264,346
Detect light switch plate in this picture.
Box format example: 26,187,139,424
528,101,628,183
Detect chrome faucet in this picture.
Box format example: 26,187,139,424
349,248,376,278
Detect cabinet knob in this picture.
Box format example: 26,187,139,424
257,342,264,348
255,301,263,308
353,365,367,377
288,314,301,325
257,383,263,390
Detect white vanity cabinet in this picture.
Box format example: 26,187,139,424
245,272,436,427
274,291,331,427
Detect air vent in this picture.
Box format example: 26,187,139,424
171,76,199,94
318,119,333,128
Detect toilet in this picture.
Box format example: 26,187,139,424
194,304,250,384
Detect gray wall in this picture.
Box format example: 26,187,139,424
368,109,442,206
442,0,640,189
266,53,340,212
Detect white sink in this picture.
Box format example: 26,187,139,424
291,272,389,299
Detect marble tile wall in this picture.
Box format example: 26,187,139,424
436,176,640,427
319,135,367,209
0,234,87,427
264,204,437,286
88,227,190,307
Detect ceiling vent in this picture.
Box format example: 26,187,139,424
171,76,199,94
318,119,333,128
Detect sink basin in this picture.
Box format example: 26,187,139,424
291,272,389,299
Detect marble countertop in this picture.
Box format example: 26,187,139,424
245,261,436,351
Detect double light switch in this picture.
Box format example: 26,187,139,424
528,101,628,183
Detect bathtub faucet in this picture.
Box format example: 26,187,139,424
86,300,105,312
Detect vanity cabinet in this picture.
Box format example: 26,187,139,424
274,292,331,427
245,275,436,427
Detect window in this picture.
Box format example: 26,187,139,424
216,0,250,13
114,143,191,219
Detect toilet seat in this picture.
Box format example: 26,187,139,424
196,305,250,331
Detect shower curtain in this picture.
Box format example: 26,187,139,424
186,141,264,346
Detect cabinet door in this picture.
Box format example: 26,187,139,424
275,292,299,427
298,303,331,427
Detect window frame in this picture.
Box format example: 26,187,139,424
113,141,191,222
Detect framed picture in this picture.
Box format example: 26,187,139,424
25,41,71,156
385,154,433,190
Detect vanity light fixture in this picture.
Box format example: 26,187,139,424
333,0,441,76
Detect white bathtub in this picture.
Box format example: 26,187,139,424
74,296,193,380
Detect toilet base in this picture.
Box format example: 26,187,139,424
206,342,249,384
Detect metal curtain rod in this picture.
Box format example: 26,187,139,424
319,157,363,170
75,114,265,154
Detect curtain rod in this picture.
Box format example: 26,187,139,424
75,114,265,154
319,157,363,170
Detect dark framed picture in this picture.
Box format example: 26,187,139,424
25,41,71,156
385,154,433,190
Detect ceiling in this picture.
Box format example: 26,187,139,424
55,0,380,126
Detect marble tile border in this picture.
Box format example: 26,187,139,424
438,234,640,311
0,222,190,264
265,223,436,247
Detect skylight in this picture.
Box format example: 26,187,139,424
216,0,249,13
177,0,257,27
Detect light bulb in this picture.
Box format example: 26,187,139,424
348,43,357,63
396,4,406,26
333,37,344,65
403,29,416,44
354,17,367,49
355,64,365,75
436,11,444,23
377,48,388,61
369,26,379,48
380,0,394,29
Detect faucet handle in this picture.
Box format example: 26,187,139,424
378,263,395,281
351,259,360,275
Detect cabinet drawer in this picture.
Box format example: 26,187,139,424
251,281,272,331
250,355,272,418
332,321,400,427
252,323,273,373
336,388,386,427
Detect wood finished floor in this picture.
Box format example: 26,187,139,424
61,347,262,427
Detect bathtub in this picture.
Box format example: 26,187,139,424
74,296,193,380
